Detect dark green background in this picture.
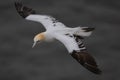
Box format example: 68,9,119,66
0,0,120,80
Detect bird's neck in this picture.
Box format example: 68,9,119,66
42,31,55,42
36,32,46,40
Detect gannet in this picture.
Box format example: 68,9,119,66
15,2,102,74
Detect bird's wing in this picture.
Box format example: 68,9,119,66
54,34,80,53
55,34,101,74
72,35,102,74
15,2,66,30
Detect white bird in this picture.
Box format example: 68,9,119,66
15,2,101,74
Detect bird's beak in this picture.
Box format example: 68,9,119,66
32,41,41,48
32,42,37,48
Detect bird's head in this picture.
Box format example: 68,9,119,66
32,33,45,48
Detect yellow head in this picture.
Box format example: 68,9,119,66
32,33,45,48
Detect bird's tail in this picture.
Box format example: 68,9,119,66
74,27,95,37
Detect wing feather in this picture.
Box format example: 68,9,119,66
15,2,66,30
55,34,101,74
26,15,66,30
54,34,80,53
15,2,36,18
71,50,102,74
71,35,102,74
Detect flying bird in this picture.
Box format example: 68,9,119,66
15,2,102,74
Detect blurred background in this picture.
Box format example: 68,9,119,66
0,0,120,80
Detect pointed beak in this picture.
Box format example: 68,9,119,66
32,42,37,48
32,41,41,48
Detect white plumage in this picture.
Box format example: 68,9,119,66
25,14,92,53
26,14,66,30
26,14,94,52
15,2,102,74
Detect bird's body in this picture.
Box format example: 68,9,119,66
40,29,72,41
15,2,102,74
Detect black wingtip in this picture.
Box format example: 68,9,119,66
14,1,22,6
94,68,102,75
71,51,102,75
14,1,22,10
82,27,95,32
14,1,36,18
83,63,102,75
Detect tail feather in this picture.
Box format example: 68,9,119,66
71,50,102,74
82,27,95,32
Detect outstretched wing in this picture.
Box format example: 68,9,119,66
72,35,102,74
15,2,66,30
55,34,101,74
15,2,36,18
